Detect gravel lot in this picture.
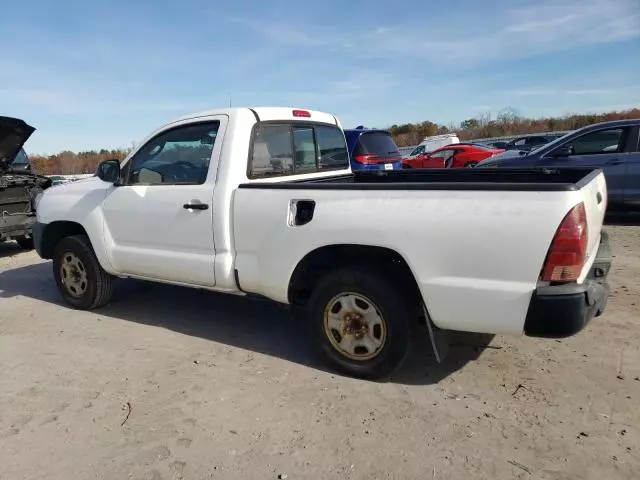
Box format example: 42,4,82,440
1,222,639,480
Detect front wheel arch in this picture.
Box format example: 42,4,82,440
40,221,89,259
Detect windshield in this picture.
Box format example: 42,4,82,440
11,148,29,166
409,145,424,156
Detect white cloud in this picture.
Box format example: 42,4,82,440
0,88,195,116
510,86,634,97
224,0,640,67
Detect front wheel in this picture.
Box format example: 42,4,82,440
308,268,413,379
53,234,115,310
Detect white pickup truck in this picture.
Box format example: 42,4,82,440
33,107,612,379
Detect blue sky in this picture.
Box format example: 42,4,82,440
1,0,639,153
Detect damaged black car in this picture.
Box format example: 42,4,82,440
0,116,51,249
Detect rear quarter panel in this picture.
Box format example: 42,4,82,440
233,186,589,335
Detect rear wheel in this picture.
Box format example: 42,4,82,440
53,235,114,309
308,268,413,379
15,236,34,250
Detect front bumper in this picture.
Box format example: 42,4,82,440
0,212,35,240
32,221,47,257
524,230,612,338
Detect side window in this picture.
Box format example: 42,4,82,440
316,125,349,170
513,138,527,146
248,123,348,178
250,125,294,178
564,128,627,156
125,122,219,185
440,149,455,160
430,150,447,159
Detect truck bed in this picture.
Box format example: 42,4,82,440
239,168,600,192
234,165,607,336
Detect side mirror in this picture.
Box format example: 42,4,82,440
96,159,121,183
551,145,573,157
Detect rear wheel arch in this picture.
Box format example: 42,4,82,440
288,244,422,308
41,221,90,259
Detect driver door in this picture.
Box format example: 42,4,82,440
99,116,227,286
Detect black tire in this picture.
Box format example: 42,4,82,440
308,268,413,380
52,234,114,310
15,236,34,250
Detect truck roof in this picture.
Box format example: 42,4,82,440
171,107,340,127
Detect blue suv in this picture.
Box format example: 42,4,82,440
344,127,402,171
477,119,640,210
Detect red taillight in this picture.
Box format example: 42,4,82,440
541,203,588,283
354,154,383,165
293,109,311,118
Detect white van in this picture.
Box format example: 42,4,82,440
404,133,460,159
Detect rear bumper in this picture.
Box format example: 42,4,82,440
524,230,612,338
351,162,402,171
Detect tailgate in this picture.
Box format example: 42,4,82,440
578,170,608,280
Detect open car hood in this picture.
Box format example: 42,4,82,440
0,116,35,170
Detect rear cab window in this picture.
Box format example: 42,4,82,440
248,122,349,178
354,132,401,162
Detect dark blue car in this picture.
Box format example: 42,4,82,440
477,119,640,209
344,127,402,171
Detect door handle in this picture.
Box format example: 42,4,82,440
183,203,209,210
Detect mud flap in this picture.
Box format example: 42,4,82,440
423,304,450,363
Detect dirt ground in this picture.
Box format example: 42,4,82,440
1,222,639,480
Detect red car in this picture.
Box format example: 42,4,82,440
402,143,504,169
